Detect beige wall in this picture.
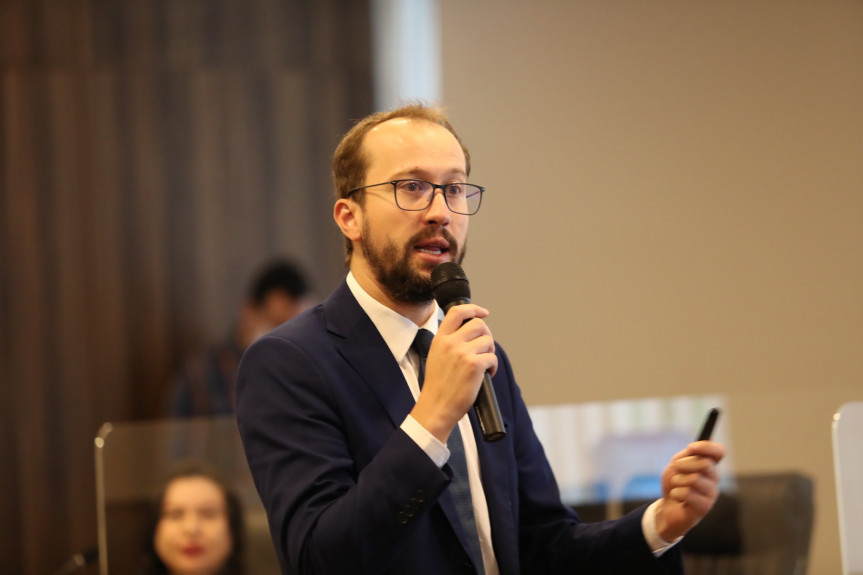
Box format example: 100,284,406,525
440,1,863,573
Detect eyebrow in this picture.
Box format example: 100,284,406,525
392,169,469,182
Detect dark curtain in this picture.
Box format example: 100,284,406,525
0,0,373,572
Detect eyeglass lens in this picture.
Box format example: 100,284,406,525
394,180,482,215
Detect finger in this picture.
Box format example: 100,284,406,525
668,447,691,463
670,472,719,498
670,441,725,464
667,488,716,518
478,346,498,377
454,334,497,375
668,474,718,501
438,304,490,333
687,440,726,462
672,455,718,475
458,317,494,342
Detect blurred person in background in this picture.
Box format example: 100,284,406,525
168,259,310,417
139,461,245,575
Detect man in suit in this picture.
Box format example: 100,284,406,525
236,104,725,574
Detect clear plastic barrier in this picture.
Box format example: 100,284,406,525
529,394,732,509
833,401,863,575
94,416,278,574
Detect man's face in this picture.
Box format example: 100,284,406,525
244,291,303,345
355,119,469,303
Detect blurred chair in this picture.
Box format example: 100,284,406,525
833,401,863,575
94,416,278,575
615,472,814,575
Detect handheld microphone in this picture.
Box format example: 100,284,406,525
431,262,506,442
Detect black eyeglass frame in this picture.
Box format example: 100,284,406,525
345,179,485,216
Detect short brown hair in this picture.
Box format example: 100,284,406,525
332,102,471,265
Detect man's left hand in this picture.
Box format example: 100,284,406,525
655,440,726,542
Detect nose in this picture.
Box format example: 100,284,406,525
424,188,452,225
181,514,202,534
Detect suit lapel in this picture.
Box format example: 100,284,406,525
323,280,416,427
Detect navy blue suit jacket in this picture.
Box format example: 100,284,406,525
236,279,682,574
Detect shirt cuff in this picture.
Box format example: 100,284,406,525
642,499,683,557
401,414,450,468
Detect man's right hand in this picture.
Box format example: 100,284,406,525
410,304,497,443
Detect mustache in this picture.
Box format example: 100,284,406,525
409,227,460,254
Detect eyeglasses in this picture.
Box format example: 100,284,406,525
346,179,484,216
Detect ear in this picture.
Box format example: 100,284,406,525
334,198,362,243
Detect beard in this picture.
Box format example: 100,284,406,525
361,224,466,304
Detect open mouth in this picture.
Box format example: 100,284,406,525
414,240,449,257
416,246,445,255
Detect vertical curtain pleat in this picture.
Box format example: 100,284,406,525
0,0,373,571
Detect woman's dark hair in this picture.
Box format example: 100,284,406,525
138,461,245,575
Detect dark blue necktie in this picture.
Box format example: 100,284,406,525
412,329,485,573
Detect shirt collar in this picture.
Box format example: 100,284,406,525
346,272,441,362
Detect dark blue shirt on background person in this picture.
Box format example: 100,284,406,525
169,259,310,417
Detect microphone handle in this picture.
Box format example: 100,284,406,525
439,296,506,442
476,371,506,441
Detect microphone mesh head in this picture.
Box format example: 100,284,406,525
431,262,471,309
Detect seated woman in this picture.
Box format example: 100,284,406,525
139,461,245,575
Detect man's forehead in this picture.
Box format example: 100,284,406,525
359,117,467,184
366,116,441,141
364,118,461,160
373,116,420,130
